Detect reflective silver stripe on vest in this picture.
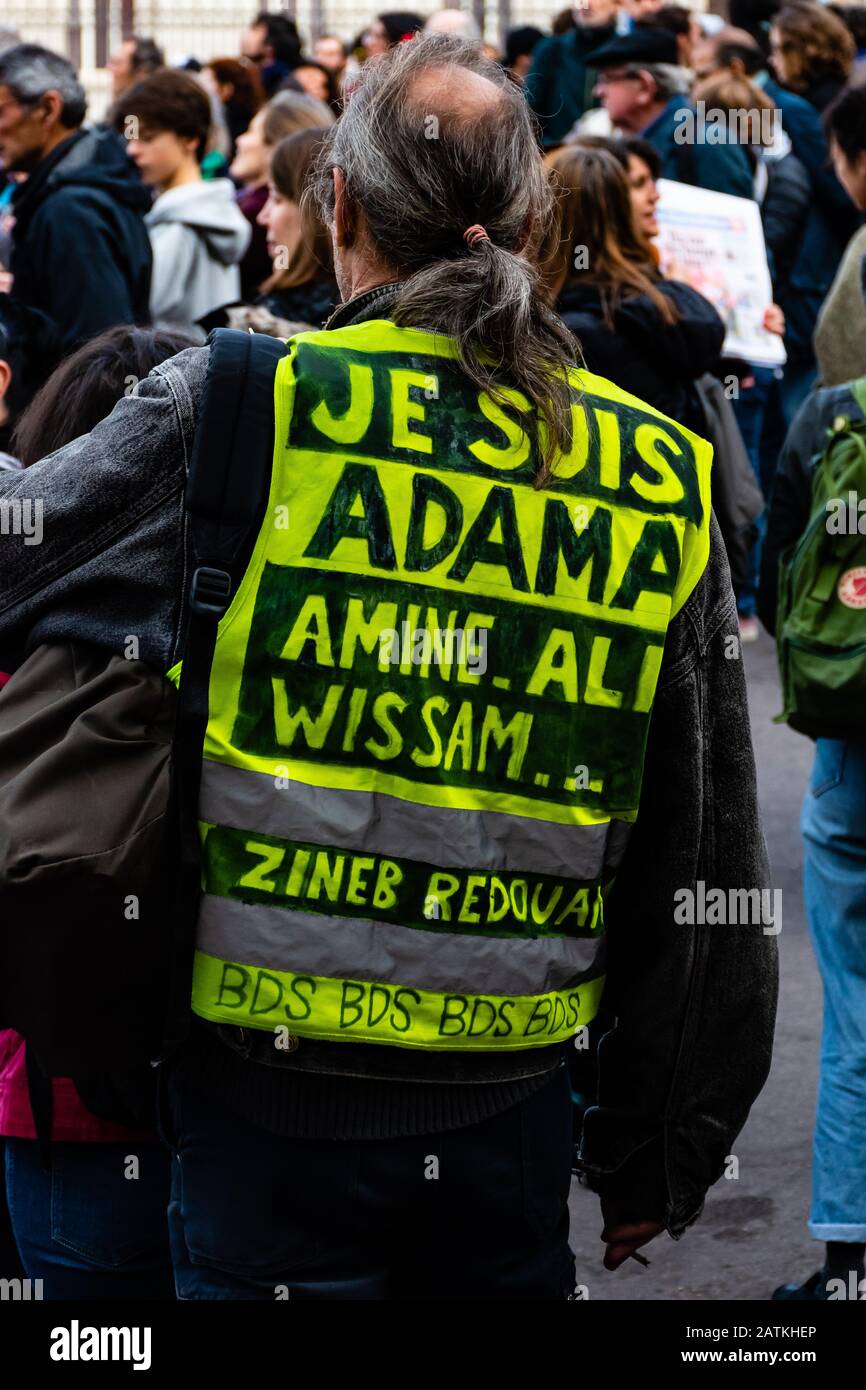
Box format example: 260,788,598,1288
197,894,604,996
199,761,634,879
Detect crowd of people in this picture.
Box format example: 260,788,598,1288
0,1,862,1305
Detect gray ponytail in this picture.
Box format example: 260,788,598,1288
312,34,577,475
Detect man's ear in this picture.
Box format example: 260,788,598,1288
40,89,65,128
637,70,657,107
332,167,356,249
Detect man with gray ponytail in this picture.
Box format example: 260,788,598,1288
310,34,578,469
0,34,775,1300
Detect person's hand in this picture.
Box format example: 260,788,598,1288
763,303,785,336
601,1213,666,1270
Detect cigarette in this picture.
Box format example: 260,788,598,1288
629,1251,650,1267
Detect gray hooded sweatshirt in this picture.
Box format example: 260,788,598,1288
145,178,250,337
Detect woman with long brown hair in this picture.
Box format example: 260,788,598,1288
541,144,724,430
256,127,340,327
230,90,335,300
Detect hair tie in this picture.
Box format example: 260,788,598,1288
464,224,490,249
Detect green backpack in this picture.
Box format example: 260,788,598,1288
775,378,866,739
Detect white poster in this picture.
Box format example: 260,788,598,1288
654,178,786,369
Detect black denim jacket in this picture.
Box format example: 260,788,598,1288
0,289,777,1238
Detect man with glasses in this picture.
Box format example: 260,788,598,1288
0,43,151,359
240,11,303,97
590,26,754,197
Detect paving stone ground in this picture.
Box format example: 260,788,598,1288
568,636,822,1301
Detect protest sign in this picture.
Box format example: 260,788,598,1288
655,179,786,367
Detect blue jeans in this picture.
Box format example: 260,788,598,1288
759,362,819,496
801,739,866,1242
780,362,818,429
732,365,775,618
4,1139,174,1299
165,1062,577,1300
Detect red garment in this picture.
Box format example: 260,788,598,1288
0,670,152,1141
0,1030,153,1142
237,182,272,301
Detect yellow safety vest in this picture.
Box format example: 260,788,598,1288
172,320,712,1051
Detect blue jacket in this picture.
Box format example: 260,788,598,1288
643,98,754,200
760,77,860,365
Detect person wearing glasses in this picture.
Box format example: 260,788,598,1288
589,26,753,197
0,43,152,359
240,11,303,97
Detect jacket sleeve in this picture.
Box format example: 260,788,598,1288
147,221,201,326
694,140,754,200
760,154,811,294
615,281,726,382
523,35,559,141
28,193,144,350
780,98,856,234
575,514,778,1238
0,347,207,672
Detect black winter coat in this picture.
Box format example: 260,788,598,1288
10,127,152,356
258,278,341,330
556,278,725,433
758,150,811,295
763,76,862,364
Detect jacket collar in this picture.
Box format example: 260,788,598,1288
12,130,87,221
324,280,402,331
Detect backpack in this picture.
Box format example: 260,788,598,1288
774,377,866,739
0,329,288,1140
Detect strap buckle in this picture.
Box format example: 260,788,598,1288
190,565,232,618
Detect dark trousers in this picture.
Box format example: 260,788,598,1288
4,1138,174,1300
165,1061,577,1300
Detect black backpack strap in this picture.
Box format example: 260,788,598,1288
185,327,290,585
160,328,290,1059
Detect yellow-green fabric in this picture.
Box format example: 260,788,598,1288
172,319,713,1050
